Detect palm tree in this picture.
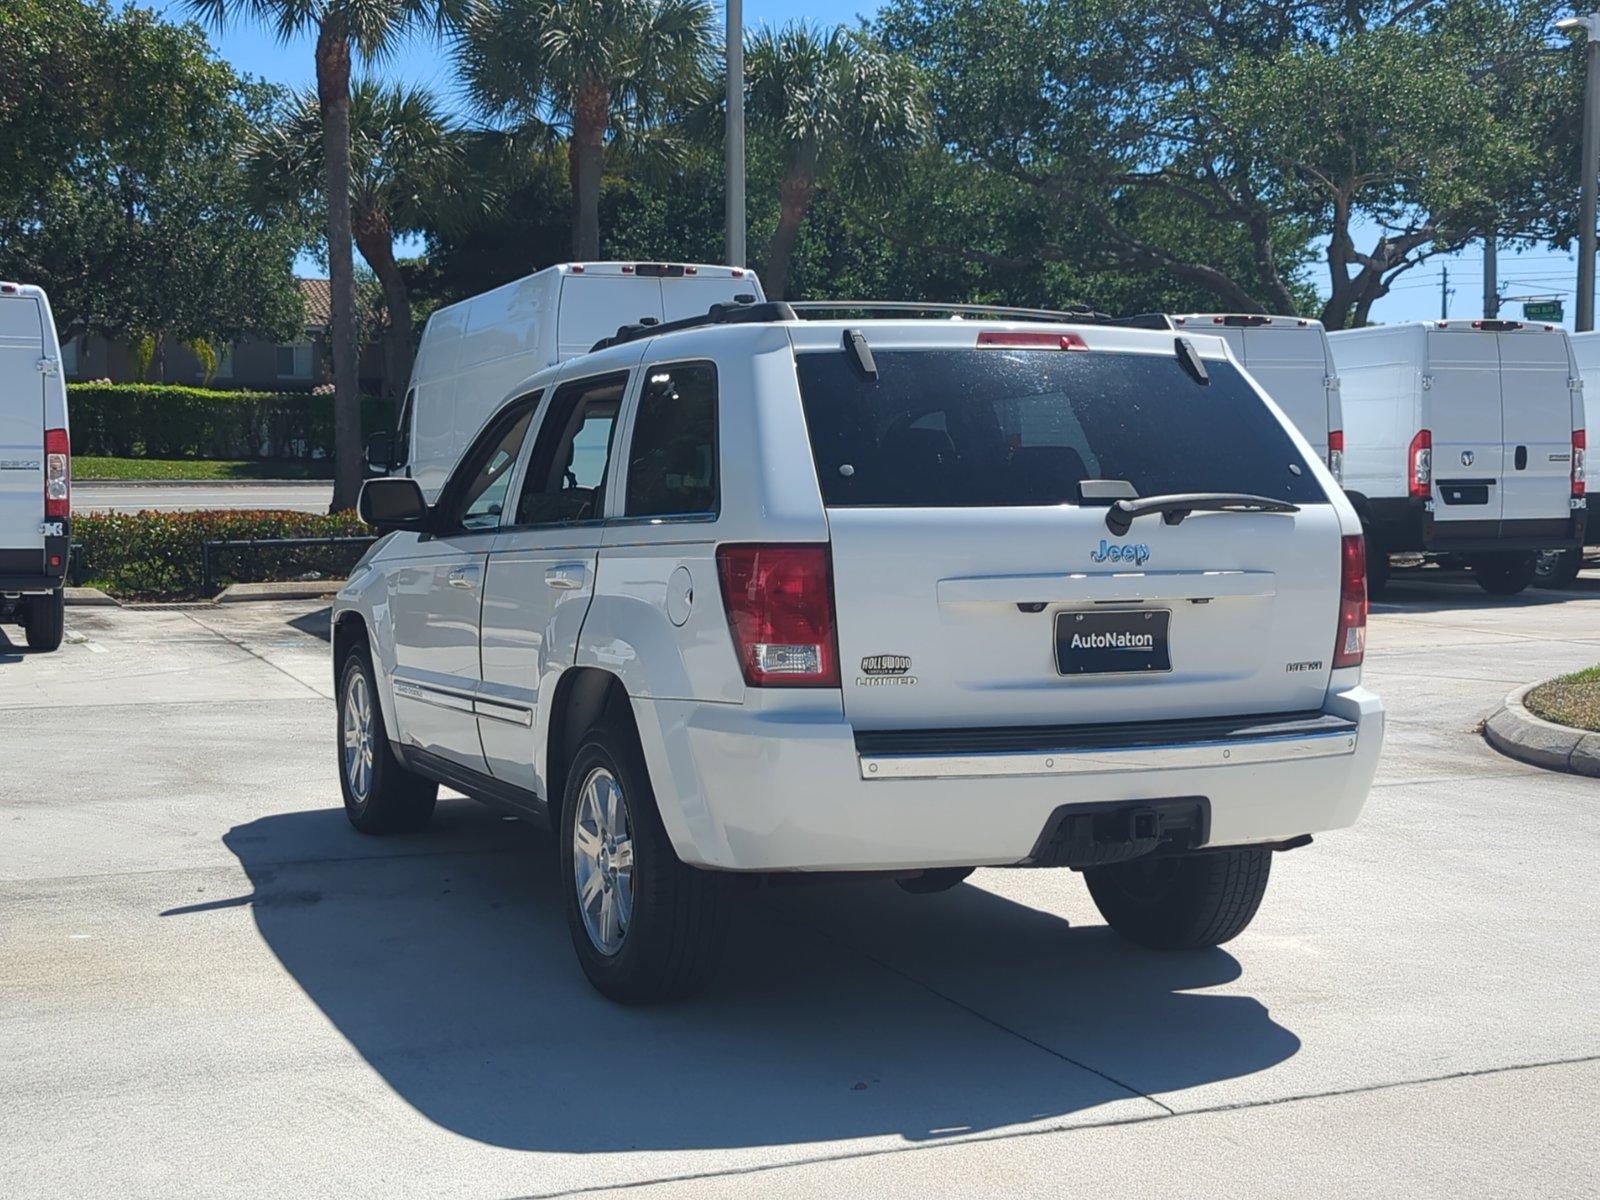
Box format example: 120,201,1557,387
745,24,929,299
458,0,716,259
247,81,472,403
187,0,471,511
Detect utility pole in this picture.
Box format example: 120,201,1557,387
1484,233,1499,319
1441,264,1451,320
1559,13,1600,330
725,0,746,268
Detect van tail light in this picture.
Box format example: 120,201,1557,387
1327,430,1344,484
1408,429,1432,500
976,331,1088,350
45,428,70,519
1573,429,1586,497
716,544,840,687
1333,534,1367,669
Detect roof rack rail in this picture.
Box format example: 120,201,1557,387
787,300,1118,324
589,298,796,353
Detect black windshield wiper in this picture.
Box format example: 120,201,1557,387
1105,492,1300,536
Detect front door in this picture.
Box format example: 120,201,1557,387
386,397,537,770
478,372,631,794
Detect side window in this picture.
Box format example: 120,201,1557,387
442,394,539,532
513,373,626,526
394,388,415,468
625,362,718,518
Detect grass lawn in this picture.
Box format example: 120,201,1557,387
75,457,335,482
1525,665,1600,731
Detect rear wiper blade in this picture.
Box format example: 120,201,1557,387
1105,492,1299,537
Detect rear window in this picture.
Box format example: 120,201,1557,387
795,347,1325,507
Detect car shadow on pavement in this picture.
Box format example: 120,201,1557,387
178,802,1300,1153
0,625,29,663
1375,571,1600,614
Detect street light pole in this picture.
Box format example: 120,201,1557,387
725,0,746,268
1559,13,1600,331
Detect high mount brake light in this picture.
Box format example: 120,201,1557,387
975,331,1088,350
1408,429,1432,500
1333,534,1367,669
45,427,69,519
716,544,840,687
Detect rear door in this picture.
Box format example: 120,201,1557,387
1497,328,1576,525
1237,325,1335,460
794,337,1343,731
555,276,664,360
1425,327,1504,525
659,276,761,322
0,294,46,560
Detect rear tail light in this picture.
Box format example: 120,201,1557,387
975,331,1088,350
1573,429,1586,497
1327,430,1344,484
716,544,840,687
1333,534,1367,669
1408,429,1432,500
45,427,69,519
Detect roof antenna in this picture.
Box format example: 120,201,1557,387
844,328,878,380
1174,336,1210,385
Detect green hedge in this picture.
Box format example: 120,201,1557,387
73,510,375,600
68,383,390,460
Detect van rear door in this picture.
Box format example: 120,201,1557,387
0,293,46,560
794,332,1345,731
556,275,665,360
1425,326,1504,526
659,273,763,322
1496,327,1576,525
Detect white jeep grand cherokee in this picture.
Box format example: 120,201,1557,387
332,302,1384,1004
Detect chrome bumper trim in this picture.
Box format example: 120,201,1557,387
858,729,1358,780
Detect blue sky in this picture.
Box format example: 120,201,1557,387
158,0,1589,328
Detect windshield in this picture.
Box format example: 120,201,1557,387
794,347,1325,508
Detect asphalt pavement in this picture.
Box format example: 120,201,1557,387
1,576,1597,1198
75,480,334,513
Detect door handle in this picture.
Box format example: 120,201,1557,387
447,567,476,589
545,564,588,591
1515,445,1529,471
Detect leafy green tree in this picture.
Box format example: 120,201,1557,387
457,0,717,258
247,80,475,399
0,0,304,354
741,24,929,298
187,0,471,508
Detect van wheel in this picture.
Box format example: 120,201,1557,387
560,719,729,1004
23,589,64,652
338,648,437,834
1470,552,1537,596
1535,549,1583,589
1085,848,1271,950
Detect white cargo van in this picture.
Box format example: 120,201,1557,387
373,262,765,498
0,281,70,651
1125,314,1343,476
1542,330,1600,585
1329,320,1585,595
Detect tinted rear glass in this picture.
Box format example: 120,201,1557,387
795,348,1325,507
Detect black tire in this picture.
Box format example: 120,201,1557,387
23,589,64,652
1470,552,1537,596
1535,549,1583,590
1085,848,1271,950
560,719,729,1004
337,648,437,834
1364,532,1390,598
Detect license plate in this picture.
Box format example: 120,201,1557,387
1055,609,1171,675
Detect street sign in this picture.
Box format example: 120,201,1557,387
1524,300,1564,321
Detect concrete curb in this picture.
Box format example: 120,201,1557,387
64,587,118,607
215,580,345,603
1484,683,1600,778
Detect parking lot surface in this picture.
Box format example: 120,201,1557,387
2,576,1598,1198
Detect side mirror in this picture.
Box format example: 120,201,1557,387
364,432,396,474
359,477,430,533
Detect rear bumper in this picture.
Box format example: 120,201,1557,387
1364,497,1584,553
0,529,70,594
634,687,1384,872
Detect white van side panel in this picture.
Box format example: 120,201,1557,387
0,291,55,556
1574,332,1600,467
1328,324,1424,501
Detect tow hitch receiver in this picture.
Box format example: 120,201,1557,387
1023,797,1211,868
